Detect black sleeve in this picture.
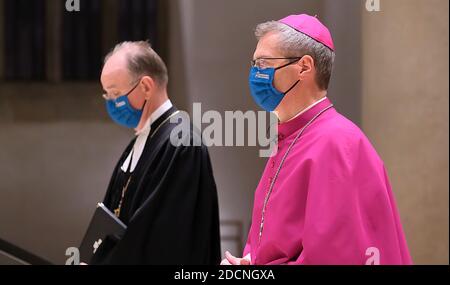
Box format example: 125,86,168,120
92,142,221,265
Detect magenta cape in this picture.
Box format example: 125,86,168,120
244,98,412,265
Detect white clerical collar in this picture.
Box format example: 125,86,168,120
121,99,173,173
135,99,173,136
286,96,327,123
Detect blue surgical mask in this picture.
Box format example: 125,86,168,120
248,58,301,112
105,81,146,128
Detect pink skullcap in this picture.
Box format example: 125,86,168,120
279,14,335,51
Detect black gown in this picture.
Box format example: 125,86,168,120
90,106,221,265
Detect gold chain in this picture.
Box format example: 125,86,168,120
258,105,333,243
114,176,132,218
113,110,181,218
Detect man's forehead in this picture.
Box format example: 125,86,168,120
102,66,128,78
253,32,283,59
101,54,131,89
101,67,126,83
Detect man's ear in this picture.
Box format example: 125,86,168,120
140,76,156,99
297,55,314,80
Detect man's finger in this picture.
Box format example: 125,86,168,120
225,251,240,265
220,258,231,265
240,258,251,265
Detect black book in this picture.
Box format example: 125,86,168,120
79,203,127,263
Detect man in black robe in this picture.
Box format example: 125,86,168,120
89,41,221,265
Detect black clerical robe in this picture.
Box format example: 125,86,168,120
90,106,221,265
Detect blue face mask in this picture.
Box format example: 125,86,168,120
105,81,146,128
248,58,301,112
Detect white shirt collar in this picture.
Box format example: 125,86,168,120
121,99,173,173
286,96,327,122
135,99,173,136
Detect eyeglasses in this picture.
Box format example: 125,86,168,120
103,78,142,100
251,57,302,69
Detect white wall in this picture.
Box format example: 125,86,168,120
361,0,449,264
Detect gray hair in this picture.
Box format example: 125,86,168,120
255,21,335,90
104,41,168,88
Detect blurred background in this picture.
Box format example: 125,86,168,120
0,0,448,265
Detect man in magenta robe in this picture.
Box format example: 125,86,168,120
221,14,412,265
